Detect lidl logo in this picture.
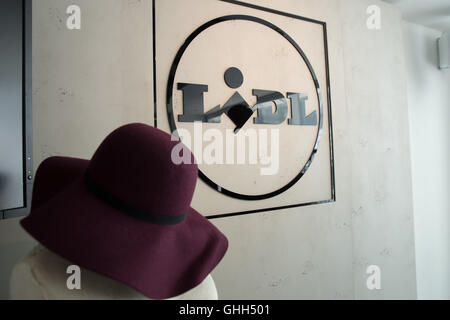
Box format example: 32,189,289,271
177,66,317,134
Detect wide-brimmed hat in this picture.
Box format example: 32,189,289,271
21,123,228,299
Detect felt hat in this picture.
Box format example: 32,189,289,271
21,123,228,299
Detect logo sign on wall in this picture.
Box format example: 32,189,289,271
154,0,335,218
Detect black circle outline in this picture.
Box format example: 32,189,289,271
166,15,324,201
224,67,244,89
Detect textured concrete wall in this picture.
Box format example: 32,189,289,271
32,0,154,167
338,0,416,299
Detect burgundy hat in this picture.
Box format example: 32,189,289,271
21,123,228,299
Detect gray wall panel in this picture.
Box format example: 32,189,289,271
0,0,24,211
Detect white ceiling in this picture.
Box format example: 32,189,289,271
383,0,450,31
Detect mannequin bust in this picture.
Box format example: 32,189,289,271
10,245,218,300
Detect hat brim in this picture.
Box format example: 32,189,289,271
21,157,228,300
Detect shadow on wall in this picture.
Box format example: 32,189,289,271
407,7,450,31
403,24,440,88
0,173,9,212
0,172,7,192
0,219,37,299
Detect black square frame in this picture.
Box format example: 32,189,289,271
153,0,335,220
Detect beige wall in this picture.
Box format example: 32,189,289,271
0,0,416,299
32,0,154,165
338,0,415,299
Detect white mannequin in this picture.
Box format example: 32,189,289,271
10,245,218,300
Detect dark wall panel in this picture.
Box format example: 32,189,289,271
0,0,24,211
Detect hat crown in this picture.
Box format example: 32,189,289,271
87,123,198,219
